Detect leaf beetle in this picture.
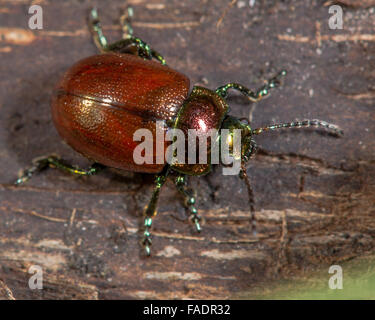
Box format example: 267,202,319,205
15,8,343,255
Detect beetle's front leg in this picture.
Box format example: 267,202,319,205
215,70,287,102
142,166,170,256
175,175,202,232
15,155,104,185
119,6,134,39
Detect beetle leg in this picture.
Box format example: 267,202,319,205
89,7,166,64
119,6,134,39
15,155,104,185
142,166,170,256
150,48,166,65
89,8,109,52
107,37,166,65
215,70,287,102
118,6,166,65
175,175,202,233
130,37,165,65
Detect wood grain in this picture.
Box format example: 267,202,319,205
0,0,374,299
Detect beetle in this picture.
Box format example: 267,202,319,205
15,8,343,255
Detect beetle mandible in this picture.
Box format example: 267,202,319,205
15,8,343,255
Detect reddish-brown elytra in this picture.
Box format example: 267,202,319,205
51,52,190,174
15,8,343,256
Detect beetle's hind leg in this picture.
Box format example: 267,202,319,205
88,7,166,64
119,6,134,39
175,175,202,232
142,166,170,256
215,70,287,102
15,155,104,186
104,7,166,64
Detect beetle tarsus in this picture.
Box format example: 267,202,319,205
144,244,151,256
88,7,108,52
175,175,202,232
141,167,170,254
142,233,152,256
193,218,201,233
14,157,50,186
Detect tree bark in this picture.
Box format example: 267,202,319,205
0,0,374,299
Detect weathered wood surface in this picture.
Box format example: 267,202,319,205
0,0,374,299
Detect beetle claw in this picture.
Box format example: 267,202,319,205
195,220,201,233
144,244,151,256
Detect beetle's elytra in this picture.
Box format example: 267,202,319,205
52,52,190,174
15,8,343,256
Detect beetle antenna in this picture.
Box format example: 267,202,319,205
240,162,257,236
251,119,343,136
